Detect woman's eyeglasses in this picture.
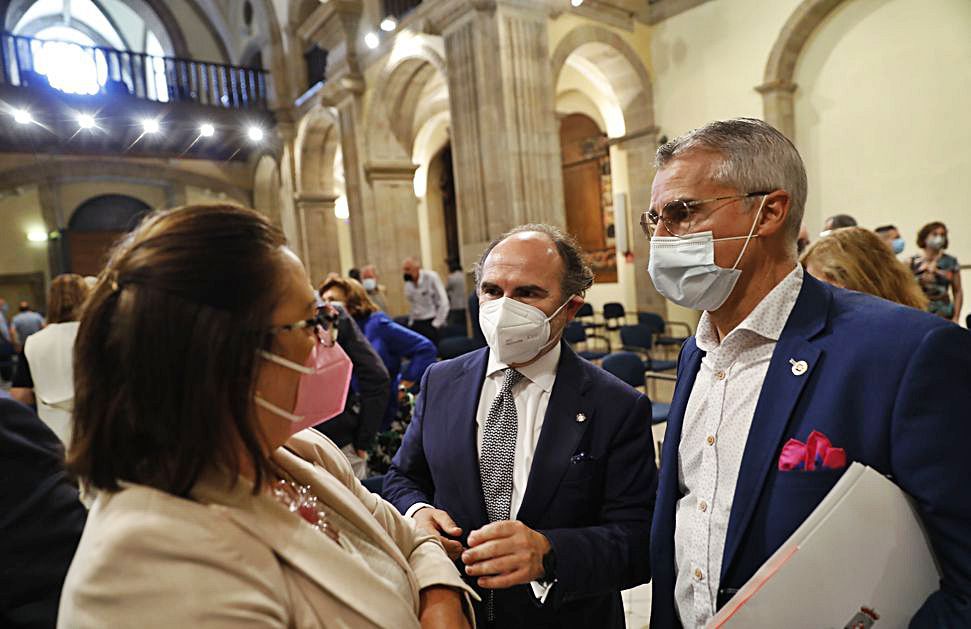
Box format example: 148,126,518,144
266,309,338,345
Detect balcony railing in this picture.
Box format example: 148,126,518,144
0,32,269,110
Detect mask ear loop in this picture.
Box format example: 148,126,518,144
730,195,768,271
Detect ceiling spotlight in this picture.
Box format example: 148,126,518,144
199,123,215,138
571,0,584,6
77,113,96,129
13,109,33,124
380,17,397,32
247,126,264,142
364,32,380,49
141,118,160,134
26,228,48,242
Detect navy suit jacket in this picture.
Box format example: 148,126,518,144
650,273,971,628
384,342,657,628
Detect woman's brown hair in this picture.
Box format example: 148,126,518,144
318,275,378,319
800,227,928,310
69,204,287,496
47,273,90,323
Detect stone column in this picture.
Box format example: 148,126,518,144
756,80,798,140
276,122,304,259
294,192,342,285
362,161,421,315
434,0,565,256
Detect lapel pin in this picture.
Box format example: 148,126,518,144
576,412,587,423
789,359,808,376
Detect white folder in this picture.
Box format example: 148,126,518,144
708,463,940,628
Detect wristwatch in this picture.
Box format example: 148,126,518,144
540,545,557,585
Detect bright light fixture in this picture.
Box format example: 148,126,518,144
141,118,160,134
571,0,584,6
380,17,397,32
77,113,96,129
364,32,380,49
334,196,349,220
247,126,264,142
26,229,48,242
13,109,33,124
199,123,215,137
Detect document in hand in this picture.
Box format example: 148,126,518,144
708,463,940,628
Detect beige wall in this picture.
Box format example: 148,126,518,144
795,0,971,323
0,186,48,277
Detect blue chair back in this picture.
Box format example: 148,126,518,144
602,351,646,389
620,324,655,351
637,311,666,334
577,303,594,318
564,320,587,344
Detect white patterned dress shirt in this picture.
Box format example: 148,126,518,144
674,265,803,627
404,269,450,328
407,343,562,601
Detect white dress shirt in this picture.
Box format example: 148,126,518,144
404,269,450,328
674,265,803,628
407,343,562,600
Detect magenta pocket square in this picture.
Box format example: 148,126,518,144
778,430,847,471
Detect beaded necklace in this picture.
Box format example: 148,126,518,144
271,479,341,543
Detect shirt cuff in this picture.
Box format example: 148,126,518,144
405,502,435,519
529,580,555,604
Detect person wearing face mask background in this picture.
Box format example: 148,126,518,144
875,224,906,256
401,257,449,344
58,205,475,629
642,118,971,628
910,221,963,323
360,264,389,312
384,224,656,629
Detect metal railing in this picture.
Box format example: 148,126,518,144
1,31,269,110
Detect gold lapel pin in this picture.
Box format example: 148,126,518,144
576,413,587,423
789,358,808,376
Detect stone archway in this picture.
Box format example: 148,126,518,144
253,153,282,227
758,0,847,139
551,24,663,313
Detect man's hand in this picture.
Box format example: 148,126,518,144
414,507,464,560
461,520,551,589
419,585,470,629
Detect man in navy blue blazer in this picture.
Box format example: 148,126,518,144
384,224,657,628
641,118,971,627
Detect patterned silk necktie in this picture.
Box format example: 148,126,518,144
480,368,524,523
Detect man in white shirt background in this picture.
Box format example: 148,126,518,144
401,256,449,344
384,224,656,628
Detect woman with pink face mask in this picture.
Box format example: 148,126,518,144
59,204,474,629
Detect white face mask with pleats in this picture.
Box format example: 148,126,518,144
647,195,767,312
478,296,571,365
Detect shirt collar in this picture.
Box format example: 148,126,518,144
695,264,804,352
486,341,562,394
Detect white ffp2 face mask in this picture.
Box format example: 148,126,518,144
647,195,766,312
478,296,571,365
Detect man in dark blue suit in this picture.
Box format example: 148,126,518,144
384,224,657,628
641,118,971,627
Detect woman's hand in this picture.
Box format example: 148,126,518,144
419,585,469,629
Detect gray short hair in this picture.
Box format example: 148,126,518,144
655,118,808,245
473,224,594,299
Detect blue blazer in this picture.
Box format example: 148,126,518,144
650,273,971,628
384,342,657,628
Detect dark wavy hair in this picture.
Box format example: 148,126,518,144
916,221,948,250
68,204,287,496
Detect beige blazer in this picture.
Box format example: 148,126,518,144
58,430,476,628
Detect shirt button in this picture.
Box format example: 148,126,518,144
706,435,716,446
699,500,708,513
694,568,704,581
715,370,726,380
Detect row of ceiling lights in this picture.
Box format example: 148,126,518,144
362,0,584,49
9,108,266,142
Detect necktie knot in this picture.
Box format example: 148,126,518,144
500,368,524,394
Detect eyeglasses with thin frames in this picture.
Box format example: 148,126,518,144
640,191,772,239
266,309,337,346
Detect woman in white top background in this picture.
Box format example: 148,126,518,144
10,274,89,445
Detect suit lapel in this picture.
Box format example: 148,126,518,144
719,275,831,580
444,349,490,527
516,344,591,525
192,466,418,628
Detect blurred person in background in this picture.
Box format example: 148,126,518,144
9,301,44,351
445,259,468,328
819,213,857,237
402,257,449,344
875,224,906,256
800,227,927,310
10,274,90,445
360,264,389,312
910,221,962,323
58,204,473,628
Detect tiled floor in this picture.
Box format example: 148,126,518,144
622,583,652,629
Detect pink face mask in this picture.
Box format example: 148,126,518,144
255,340,353,434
